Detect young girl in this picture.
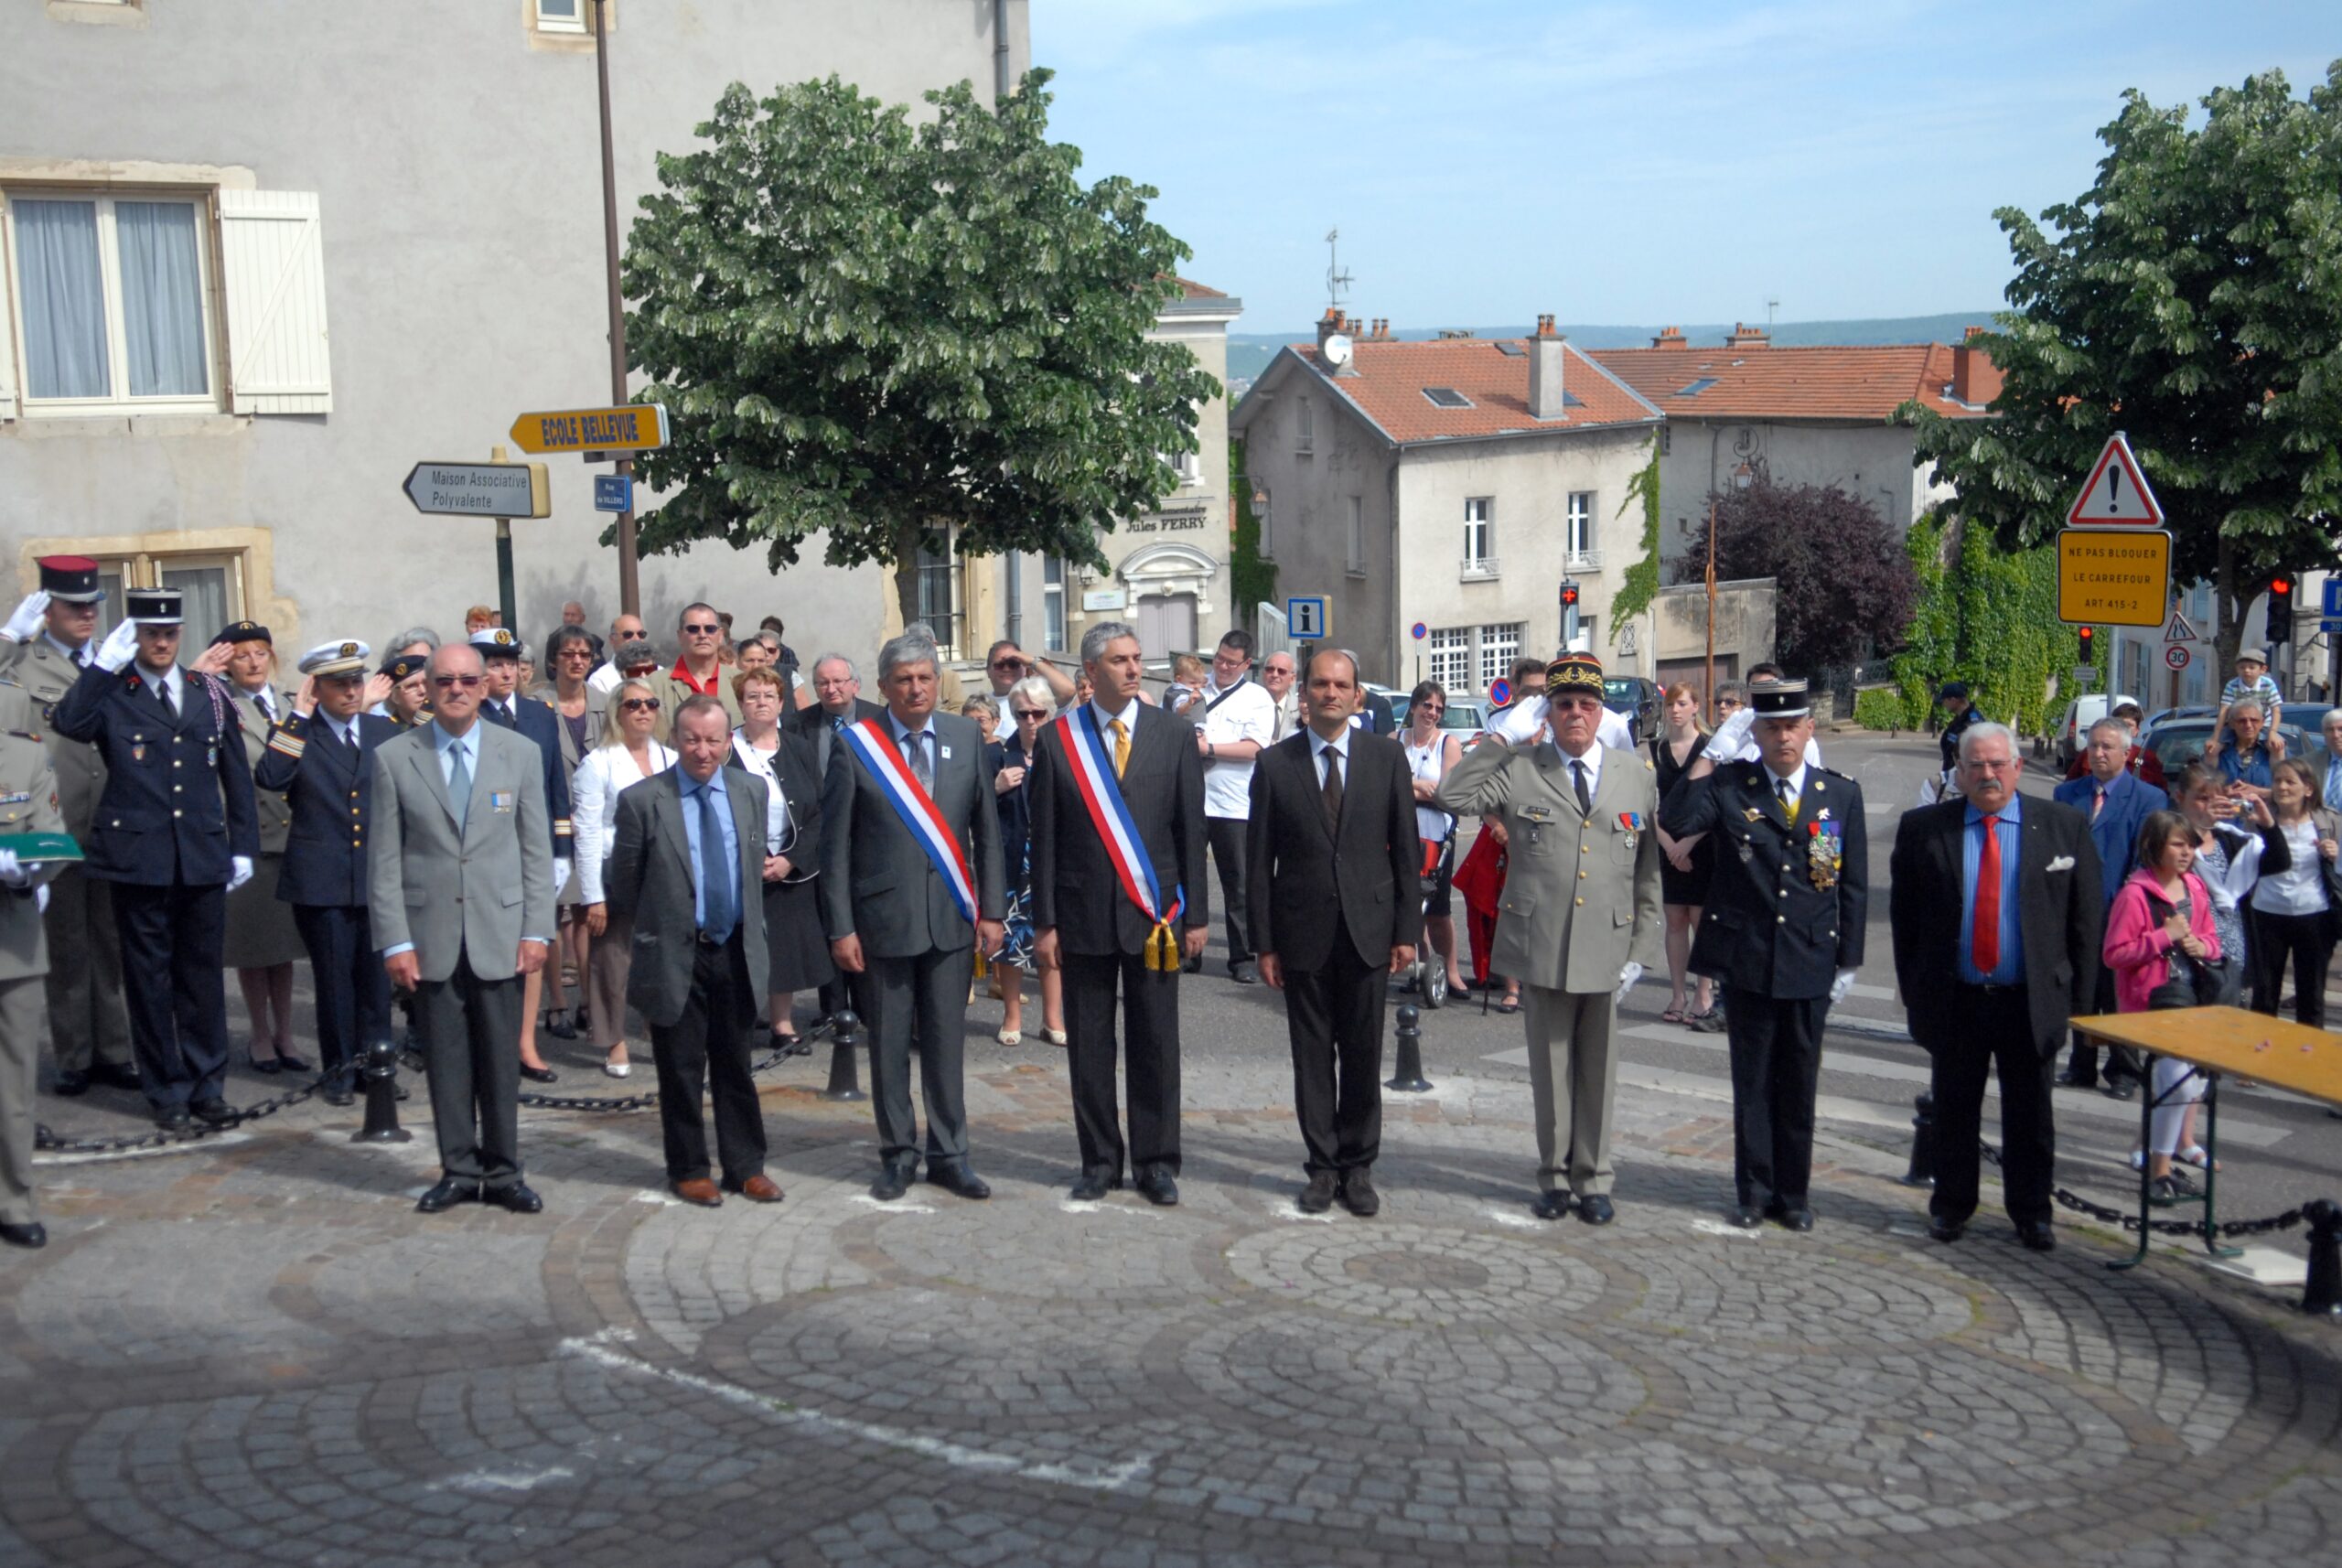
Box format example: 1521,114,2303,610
2101,809,2223,1201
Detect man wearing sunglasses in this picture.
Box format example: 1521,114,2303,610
371,642,556,1216
664,603,743,725
588,614,650,699
981,640,1074,727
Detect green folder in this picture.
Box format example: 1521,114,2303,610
0,832,82,863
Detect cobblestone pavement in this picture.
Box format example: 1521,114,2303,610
7,1031,2342,1568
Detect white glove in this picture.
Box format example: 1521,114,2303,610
1488,694,1549,746
1614,961,1644,1005
1703,705,1756,763
36,885,48,914
0,850,24,888
92,618,141,673
3,590,49,643
1828,968,1857,1004
553,857,573,892
227,854,254,893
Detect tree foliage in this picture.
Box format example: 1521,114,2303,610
1672,481,1918,673
1605,436,1663,632
1227,437,1275,628
1907,62,2342,670
618,70,1219,621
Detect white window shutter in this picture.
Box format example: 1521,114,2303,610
219,189,333,414
0,255,17,420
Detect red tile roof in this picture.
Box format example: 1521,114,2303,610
1276,336,1662,446
1588,341,1999,421
1172,277,1229,300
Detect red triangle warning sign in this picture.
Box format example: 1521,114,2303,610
2067,433,2164,528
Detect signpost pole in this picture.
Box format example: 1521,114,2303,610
489,445,519,632
593,0,639,617
1703,498,1717,723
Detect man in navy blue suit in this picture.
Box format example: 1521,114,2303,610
2051,717,2167,1097
252,639,401,1104
471,629,573,1079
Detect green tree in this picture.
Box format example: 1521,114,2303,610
1605,436,1662,632
1675,480,1919,672
1228,437,1275,628
1907,63,2342,671
618,70,1219,623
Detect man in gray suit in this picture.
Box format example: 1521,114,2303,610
1438,651,1664,1224
605,695,783,1208
822,628,1005,1203
371,643,555,1215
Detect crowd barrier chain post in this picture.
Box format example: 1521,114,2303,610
1901,1092,1937,1188
822,1009,866,1101
1387,1004,1432,1094
2303,1199,2341,1317
352,1038,412,1144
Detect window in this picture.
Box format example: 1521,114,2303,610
86,550,246,650
1477,622,1523,692
1295,398,1314,456
1567,492,1595,556
1166,446,1200,485
1463,497,1493,569
535,0,587,31
1422,387,1473,409
1346,496,1365,575
1428,627,1471,693
914,537,962,658
1042,556,1067,653
6,193,215,410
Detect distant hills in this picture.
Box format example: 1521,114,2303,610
1223,313,2003,384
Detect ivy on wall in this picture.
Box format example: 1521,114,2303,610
1606,436,1663,633
1229,437,1277,628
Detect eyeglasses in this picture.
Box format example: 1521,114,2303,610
619,697,661,713
557,648,594,660
991,658,1025,671
682,623,722,635
431,675,483,690
613,628,647,640
1012,708,1047,721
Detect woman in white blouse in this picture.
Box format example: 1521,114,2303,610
575,679,677,1078
731,667,833,1050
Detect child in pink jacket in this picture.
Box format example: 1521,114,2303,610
2101,809,2223,1201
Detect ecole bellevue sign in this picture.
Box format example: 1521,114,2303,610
508,403,671,456
2057,432,2171,628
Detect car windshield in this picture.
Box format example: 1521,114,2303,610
1439,703,1485,731
2145,720,2325,770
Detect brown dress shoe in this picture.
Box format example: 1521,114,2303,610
671,1177,723,1208
729,1174,784,1203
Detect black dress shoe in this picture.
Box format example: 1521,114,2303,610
323,1085,355,1109
483,1182,543,1214
519,1064,558,1084
416,1176,479,1213
928,1165,991,1201
1299,1173,1338,1214
1230,962,1259,985
189,1099,237,1128
1778,1206,1815,1232
542,1010,578,1041
1928,1216,1966,1243
2054,1069,2095,1090
91,1062,142,1091
1532,1190,1573,1221
870,1165,914,1202
275,1053,311,1074
1069,1170,1121,1202
2017,1221,2057,1252
155,1103,191,1132
1577,1194,1616,1226
50,1069,91,1097
2102,1079,2138,1101
248,1055,282,1076
1338,1172,1379,1219
1134,1169,1179,1207
0,1221,46,1250
1727,1203,1764,1228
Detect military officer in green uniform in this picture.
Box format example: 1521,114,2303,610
0,558,137,1097
0,682,73,1249
1660,678,1867,1230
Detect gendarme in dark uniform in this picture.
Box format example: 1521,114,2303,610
1658,678,1867,1229
50,587,261,1130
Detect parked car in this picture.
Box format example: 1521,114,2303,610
1439,698,1488,735
1602,677,1661,746
2139,715,2327,778
2053,693,2141,768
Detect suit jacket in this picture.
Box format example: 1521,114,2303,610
252,709,401,908
2050,769,2167,908
367,722,555,983
1245,730,1423,972
1889,796,2103,1054
604,764,771,1027
51,661,260,886
0,718,67,983
1029,703,1209,957
529,683,603,775
818,709,1005,960
482,693,575,861
1660,760,1868,999
0,636,106,835
1437,739,1665,993
792,696,886,782
228,684,297,854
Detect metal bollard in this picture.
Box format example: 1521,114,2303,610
1386,1004,1433,1094
351,1037,412,1144
821,1009,866,1101
1900,1091,1937,1188
2302,1198,2342,1317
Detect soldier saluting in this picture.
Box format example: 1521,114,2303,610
1659,678,1866,1230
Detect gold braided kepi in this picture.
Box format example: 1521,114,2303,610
1546,650,1604,695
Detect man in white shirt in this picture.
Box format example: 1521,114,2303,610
1195,630,1279,984
1260,650,1301,742
588,614,651,700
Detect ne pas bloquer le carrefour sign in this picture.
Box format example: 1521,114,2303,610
508,403,671,455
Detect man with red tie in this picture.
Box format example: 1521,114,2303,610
1889,722,2102,1251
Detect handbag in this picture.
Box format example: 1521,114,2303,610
2143,885,2233,1007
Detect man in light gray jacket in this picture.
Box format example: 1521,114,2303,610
371,643,555,1216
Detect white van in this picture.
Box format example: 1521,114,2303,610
2054,693,2141,768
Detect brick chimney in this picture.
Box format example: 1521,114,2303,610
1951,326,2003,407
1316,307,1345,358
1724,322,1769,349
1651,326,1688,349
1528,313,1567,421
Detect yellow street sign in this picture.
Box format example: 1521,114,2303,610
507,403,671,456
2057,528,2170,628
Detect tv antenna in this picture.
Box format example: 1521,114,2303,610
1766,296,1780,332
1325,228,1353,311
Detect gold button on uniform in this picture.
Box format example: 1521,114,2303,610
1575,897,1585,906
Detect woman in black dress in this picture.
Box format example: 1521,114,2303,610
730,667,833,1049
1650,683,1716,1026
988,676,1065,1047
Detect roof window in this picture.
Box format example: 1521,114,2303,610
1677,377,1718,397
1494,342,1526,357
1422,387,1474,409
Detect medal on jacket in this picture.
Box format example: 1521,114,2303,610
132,743,145,763
1617,810,1643,853
1807,821,1842,890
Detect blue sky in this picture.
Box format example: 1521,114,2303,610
1033,0,2338,333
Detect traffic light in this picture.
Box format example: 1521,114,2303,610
1559,578,1582,644
2077,626,2094,665
2267,572,2295,646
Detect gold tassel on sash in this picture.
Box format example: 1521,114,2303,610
1145,918,1180,972
972,946,990,981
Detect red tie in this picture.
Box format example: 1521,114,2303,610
1971,815,2002,974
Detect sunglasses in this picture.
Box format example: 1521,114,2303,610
682,623,722,635
1012,708,1047,720
613,628,647,639
620,697,661,713
991,658,1026,671
432,675,483,690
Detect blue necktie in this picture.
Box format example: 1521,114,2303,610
2327,759,2342,811
697,782,735,943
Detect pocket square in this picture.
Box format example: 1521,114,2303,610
2046,855,2075,873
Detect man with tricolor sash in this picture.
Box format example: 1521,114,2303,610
1030,621,1209,1206
820,629,1006,1203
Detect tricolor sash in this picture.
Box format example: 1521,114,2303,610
1057,708,1185,972
842,719,977,925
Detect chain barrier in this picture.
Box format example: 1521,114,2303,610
1977,1139,2307,1238
35,1063,358,1156
513,1021,825,1114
